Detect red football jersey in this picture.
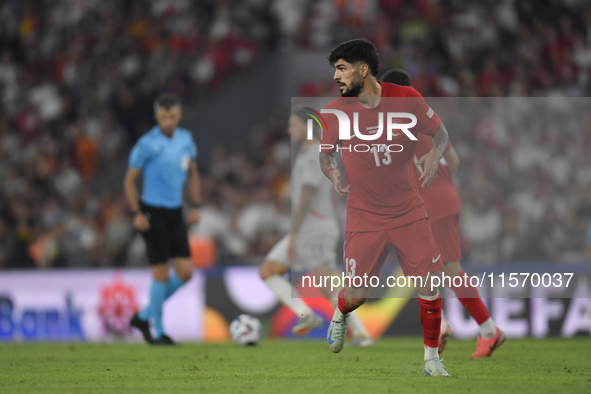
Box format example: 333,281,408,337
413,135,461,222
321,82,441,232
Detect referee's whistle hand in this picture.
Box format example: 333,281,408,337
133,213,151,231
187,208,200,225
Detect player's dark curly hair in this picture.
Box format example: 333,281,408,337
154,93,181,111
327,38,379,76
381,69,411,87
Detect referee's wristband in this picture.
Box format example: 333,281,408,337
189,202,202,209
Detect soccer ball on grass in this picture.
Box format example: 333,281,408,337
229,314,263,346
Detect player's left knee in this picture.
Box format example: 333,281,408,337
259,262,271,280
259,260,287,281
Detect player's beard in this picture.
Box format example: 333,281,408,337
340,76,364,97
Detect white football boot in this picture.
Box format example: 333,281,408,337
423,358,451,377
327,306,349,353
291,313,323,336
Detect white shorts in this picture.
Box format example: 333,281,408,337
265,234,338,272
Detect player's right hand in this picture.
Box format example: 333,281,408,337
329,169,351,197
133,212,150,231
417,148,441,187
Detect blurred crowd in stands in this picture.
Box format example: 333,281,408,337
0,0,590,268
0,0,271,267
434,98,591,264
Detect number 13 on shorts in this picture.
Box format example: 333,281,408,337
345,257,356,278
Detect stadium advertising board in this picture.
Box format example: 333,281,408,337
0,265,588,343
207,265,591,340
0,269,205,342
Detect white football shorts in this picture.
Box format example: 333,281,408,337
265,233,338,272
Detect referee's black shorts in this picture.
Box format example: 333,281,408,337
139,202,191,265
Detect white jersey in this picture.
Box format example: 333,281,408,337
292,141,338,238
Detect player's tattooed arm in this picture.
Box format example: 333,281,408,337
432,123,449,156
319,152,350,196
417,123,449,187
319,151,337,178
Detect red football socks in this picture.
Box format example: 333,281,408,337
418,295,442,348
451,270,491,325
337,288,355,314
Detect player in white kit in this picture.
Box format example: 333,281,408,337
259,111,372,345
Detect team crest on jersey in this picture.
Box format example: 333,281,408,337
180,154,190,170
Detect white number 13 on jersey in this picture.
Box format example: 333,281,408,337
370,145,392,167
345,257,356,278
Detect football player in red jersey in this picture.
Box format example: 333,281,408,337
320,39,450,376
381,69,506,358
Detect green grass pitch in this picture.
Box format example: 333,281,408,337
1,338,590,393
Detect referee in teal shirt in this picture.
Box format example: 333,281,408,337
124,93,201,345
